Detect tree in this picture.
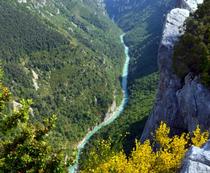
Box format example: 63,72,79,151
0,81,68,172
173,0,210,86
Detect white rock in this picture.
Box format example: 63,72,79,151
181,0,204,12
31,70,39,91
56,8,60,15
13,101,22,112
162,8,189,48
32,70,38,80
141,0,205,143
161,0,204,48
18,0,27,3
181,141,210,173
13,101,34,116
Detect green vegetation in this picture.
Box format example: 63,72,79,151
106,0,175,80
79,73,158,166
80,1,210,170
79,0,174,164
0,0,186,169
2,0,210,171
0,0,124,154
173,0,210,85
0,80,67,172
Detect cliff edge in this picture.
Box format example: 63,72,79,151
141,0,206,141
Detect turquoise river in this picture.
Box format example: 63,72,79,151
69,33,130,173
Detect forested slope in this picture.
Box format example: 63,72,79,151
106,0,176,79
0,0,124,153
79,0,175,163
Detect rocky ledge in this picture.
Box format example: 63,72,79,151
181,140,210,173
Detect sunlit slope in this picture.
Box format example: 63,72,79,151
0,0,124,152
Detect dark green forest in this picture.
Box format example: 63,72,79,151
173,0,210,85
106,0,176,80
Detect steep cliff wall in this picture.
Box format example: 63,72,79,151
141,0,206,141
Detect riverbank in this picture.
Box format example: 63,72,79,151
69,33,130,173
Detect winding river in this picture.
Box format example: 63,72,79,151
69,33,130,173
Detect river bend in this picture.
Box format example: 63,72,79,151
69,34,130,173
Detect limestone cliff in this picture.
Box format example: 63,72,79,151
180,140,210,173
141,0,205,141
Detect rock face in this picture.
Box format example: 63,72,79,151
17,0,48,7
18,0,27,3
141,0,205,141
161,8,189,48
180,140,210,173
180,0,204,12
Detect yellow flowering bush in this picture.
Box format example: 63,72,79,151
130,140,156,173
81,122,209,173
94,152,128,173
191,126,209,147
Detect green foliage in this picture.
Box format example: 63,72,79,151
0,0,68,56
75,2,174,161
99,73,158,153
106,0,175,80
0,0,124,153
173,0,210,85
79,73,159,167
78,0,174,160
80,139,115,172
0,83,68,172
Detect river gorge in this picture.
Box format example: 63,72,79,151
69,33,130,173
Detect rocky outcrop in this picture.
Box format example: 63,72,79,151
141,0,205,141
180,0,204,12
180,140,210,173
161,8,189,48
18,0,47,6
95,0,106,13
18,0,27,3
31,70,39,91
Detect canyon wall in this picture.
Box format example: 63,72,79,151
141,0,207,141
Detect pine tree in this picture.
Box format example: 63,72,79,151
0,73,68,172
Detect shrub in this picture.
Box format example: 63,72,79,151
0,80,68,172
81,122,209,173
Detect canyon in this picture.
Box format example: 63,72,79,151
1,0,210,172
